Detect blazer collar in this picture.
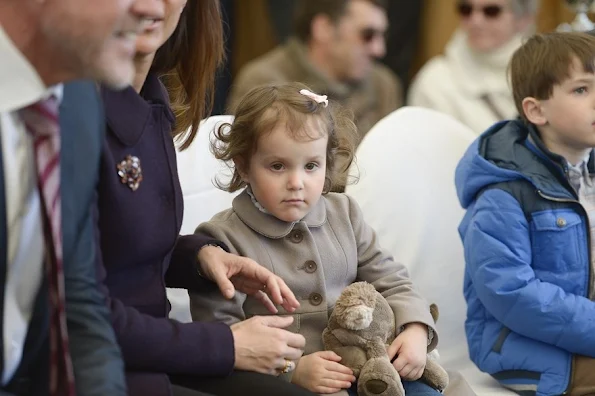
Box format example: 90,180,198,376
101,73,175,147
232,189,327,238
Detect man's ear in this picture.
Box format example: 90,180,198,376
522,97,547,126
233,157,249,183
311,13,336,44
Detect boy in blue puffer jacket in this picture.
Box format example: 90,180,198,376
456,32,595,396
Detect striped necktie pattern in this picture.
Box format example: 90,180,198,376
20,96,75,396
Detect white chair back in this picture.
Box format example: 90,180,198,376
177,115,238,234
168,115,239,322
345,107,515,395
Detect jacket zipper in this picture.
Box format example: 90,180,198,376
536,190,588,395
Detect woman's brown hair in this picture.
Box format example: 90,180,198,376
152,0,225,150
213,82,358,193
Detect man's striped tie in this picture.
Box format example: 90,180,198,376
20,96,76,396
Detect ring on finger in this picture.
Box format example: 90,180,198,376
281,359,295,373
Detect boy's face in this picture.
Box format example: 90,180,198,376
530,60,595,164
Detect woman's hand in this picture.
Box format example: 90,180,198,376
197,246,300,313
230,316,305,374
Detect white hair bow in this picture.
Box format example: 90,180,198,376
299,89,328,108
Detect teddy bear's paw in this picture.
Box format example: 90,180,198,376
364,379,388,394
358,357,404,396
420,358,449,392
332,345,367,376
359,375,404,396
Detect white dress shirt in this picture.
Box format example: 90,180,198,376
0,25,62,385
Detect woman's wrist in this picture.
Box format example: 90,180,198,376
196,244,223,278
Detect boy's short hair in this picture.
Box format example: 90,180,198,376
509,32,595,122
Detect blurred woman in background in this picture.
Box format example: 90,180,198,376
408,0,538,134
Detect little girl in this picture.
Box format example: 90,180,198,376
189,82,440,396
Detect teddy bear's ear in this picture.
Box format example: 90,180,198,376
429,304,439,323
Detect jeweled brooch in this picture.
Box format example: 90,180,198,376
117,155,143,191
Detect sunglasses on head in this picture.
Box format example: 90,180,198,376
457,2,504,18
359,27,387,44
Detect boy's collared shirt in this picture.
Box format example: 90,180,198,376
566,156,595,299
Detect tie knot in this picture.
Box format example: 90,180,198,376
20,95,60,138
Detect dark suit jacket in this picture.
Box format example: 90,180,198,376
97,74,234,396
0,81,126,396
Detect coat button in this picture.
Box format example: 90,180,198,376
304,260,317,273
288,230,303,243
556,217,567,228
309,293,323,306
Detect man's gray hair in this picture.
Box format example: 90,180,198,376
510,0,540,16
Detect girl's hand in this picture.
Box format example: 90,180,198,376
387,323,428,380
291,351,355,394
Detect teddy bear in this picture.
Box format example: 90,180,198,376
322,282,449,396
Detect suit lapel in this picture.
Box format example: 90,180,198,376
59,82,87,258
60,88,72,254
0,135,6,375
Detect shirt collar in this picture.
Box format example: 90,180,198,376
49,85,64,103
0,25,62,111
232,189,327,238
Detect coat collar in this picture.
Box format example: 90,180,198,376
525,122,595,175
101,72,175,147
232,189,327,238
477,120,595,201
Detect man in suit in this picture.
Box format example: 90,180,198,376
0,0,149,394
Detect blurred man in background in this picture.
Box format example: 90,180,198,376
228,0,401,143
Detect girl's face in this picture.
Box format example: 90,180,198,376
238,117,328,223
135,0,187,57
